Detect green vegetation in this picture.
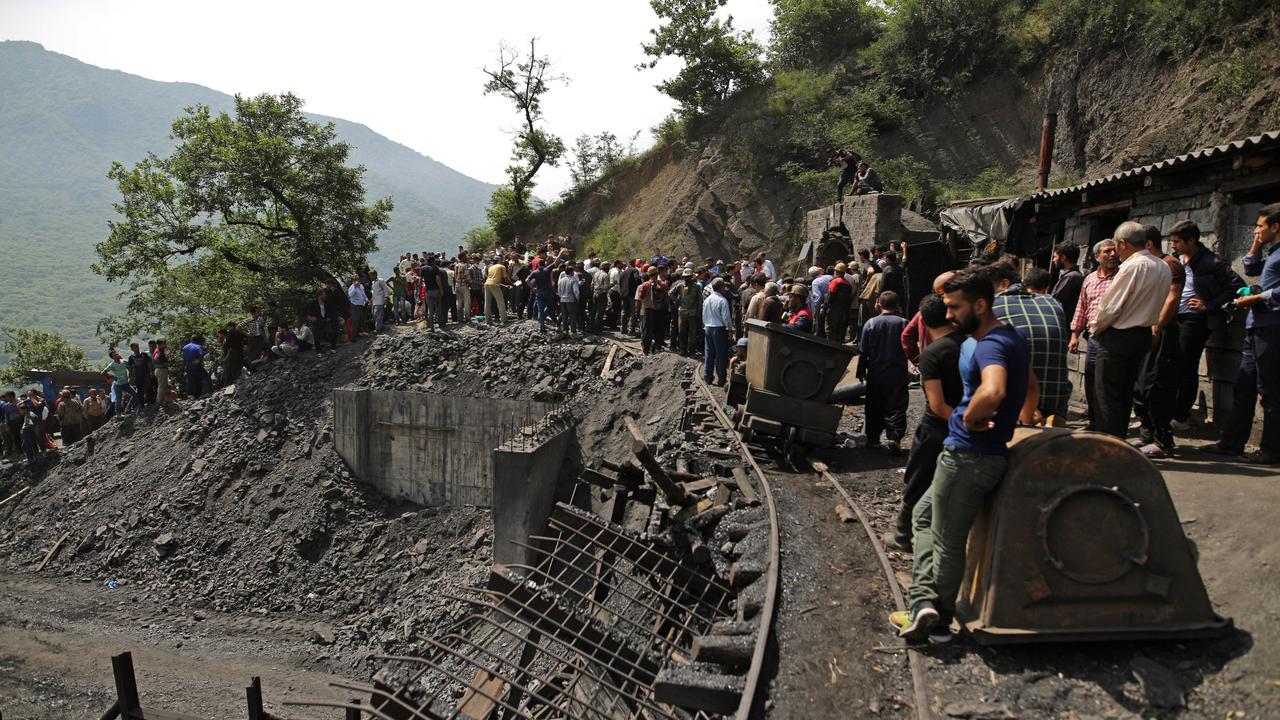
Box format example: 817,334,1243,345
94,93,392,348
463,226,498,253
640,0,764,118
482,39,567,242
0,41,494,362
580,219,630,261
0,328,90,386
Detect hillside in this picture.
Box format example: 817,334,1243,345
535,4,1280,266
0,41,496,357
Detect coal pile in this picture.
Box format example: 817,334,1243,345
0,321,694,670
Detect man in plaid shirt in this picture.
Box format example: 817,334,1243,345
1068,240,1120,430
991,264,1071,422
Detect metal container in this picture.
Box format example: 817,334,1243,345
957,427,1231,644
743,319,856,403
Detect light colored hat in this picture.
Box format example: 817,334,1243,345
788,283,809,298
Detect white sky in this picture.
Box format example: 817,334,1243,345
0,0,774,198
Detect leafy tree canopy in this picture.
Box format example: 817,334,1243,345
482,39,566,240
768,0,886,70
567,131,640,194
94,92,392,345
1,327,90,387
640,0,764,118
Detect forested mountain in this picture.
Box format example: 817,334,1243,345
0,40,495,357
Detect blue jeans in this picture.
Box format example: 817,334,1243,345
534,295,553,332
703,326,728,384
1221,325,1280,455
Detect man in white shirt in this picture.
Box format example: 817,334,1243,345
1091,221,1173,439
557,262,581,337
369,270,390,332
702,278,733,385
348,276,369,339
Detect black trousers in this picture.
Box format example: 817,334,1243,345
1133,323,1181,448
1173,314,1211,422
1094,326,1152,439
643,309,669,353
827,307,849,344
896,418,948,541
865,381,908,444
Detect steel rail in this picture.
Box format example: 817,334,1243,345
817,462,933,720
689,374,780,720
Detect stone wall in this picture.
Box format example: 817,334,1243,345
333,388,557,507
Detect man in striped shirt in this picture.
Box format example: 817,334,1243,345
1068,239,1119,430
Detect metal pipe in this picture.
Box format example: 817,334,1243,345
1037,112,1058,192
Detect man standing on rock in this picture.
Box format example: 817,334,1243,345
238,306,266,365
103,349,135,415
702,278,732,385
893,270,1033,642
484,257,510,325
126,342,153,409
347,275,369,339
369,270,390,332
557,261,581,337
181,336,208,398
1091,221,1171,440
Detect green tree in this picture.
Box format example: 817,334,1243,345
769,0,886,70
866,0,1014,100
482,39,567,240
463,225,498,253
567,131,639,192
640,0,765,118
0,328,91,387
94,93,392,343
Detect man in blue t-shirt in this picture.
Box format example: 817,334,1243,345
892,269,1037,642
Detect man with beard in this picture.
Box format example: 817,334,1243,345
1051,242,1085,322
1068,240,1119,429
892,269,1035,643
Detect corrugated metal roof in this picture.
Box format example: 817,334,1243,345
1031,130,1280,200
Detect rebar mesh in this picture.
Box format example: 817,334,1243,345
293,503,734,719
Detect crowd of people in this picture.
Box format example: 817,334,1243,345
4,208,1277,508
886,205,1279,645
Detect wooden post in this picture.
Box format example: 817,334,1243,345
622,416,691,505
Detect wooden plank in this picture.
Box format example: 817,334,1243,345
600,344,619,378
0,486,30,509
622,416,691,505
457,669,505,720
37,531,70,571
730,466,760,506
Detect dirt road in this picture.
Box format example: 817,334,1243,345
0,575,354,719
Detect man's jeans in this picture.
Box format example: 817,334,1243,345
1094,326,1150,438
907,446,1008,619
865,382,909,444
373,304,386,332
534,295,553,332
456,287,472,321
1220,325,1280,455
703,326,728,384
559,300,579,335
425,290,445,328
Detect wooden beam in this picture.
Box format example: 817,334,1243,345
37,531,70,572
0,486,30,509
730,466,760,506
458,669,505,720
622,416,691,505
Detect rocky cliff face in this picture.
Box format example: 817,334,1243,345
537,40,1280,264
875,41,1280,184
535,141,804,263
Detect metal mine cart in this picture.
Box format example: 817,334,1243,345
737,319,856,456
